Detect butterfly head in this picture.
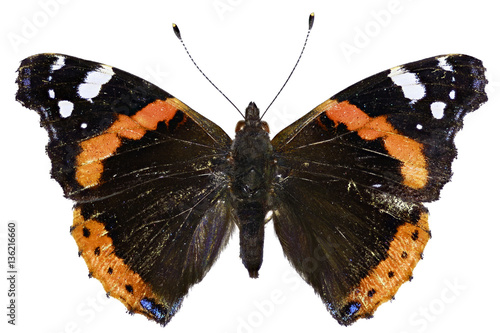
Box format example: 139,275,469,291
235,102,269,133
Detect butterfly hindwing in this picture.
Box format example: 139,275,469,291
271,54,487,324
16,53,235,325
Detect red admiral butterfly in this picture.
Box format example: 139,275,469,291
15,14,487,326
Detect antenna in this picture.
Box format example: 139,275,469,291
173,13,315,120
172,23,244,118
260,13,315,120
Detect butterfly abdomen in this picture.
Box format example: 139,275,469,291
230,102,275,278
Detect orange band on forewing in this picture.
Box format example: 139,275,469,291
75,133,121,188
384,135,427,189
356,116,394,140
325,101,370,131
78,133,121,162
72,208,160,317
75,161,104,188
324,100,428,189
131,100,178,130
346,212,430,318
75,99,179,188
108,114,147,140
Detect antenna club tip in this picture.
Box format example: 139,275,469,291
172,23,181,39
308,13,315,30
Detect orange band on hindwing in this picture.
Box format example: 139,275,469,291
71,208,162,318
346,211,430,318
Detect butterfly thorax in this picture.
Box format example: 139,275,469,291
230,102,275,278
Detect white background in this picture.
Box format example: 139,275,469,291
1,1,499,333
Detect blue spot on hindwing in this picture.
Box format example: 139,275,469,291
326,300,362,325
348,302,361,316
140,297,184,326
331,301,362,325
140,298,167,324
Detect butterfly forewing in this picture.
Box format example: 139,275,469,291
16,53,235,325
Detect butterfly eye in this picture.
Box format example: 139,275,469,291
261,121,269,133
235,120,245,132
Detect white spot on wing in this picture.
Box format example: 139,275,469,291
389,66,426,103
50,55,65,71
449,90,456,99
430,101,446,119
81,122,88,129
48,89,55,99
58,100,74,118
437,56,453,71
77,65,114,101
416,124,423,130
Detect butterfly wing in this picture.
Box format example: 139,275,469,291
16,54,235,325
271,54,487,325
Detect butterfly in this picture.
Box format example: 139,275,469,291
15,22,487,326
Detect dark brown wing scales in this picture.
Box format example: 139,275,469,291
16,54,235,325
271,54,486,325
